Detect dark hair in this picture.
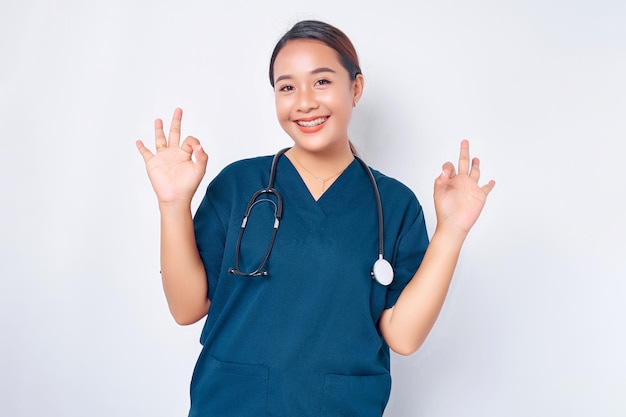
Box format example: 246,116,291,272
268,20,362,87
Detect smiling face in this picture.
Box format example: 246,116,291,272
272,39,363,155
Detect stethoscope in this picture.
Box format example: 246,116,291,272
227,148,394,286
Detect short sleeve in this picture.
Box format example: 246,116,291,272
384,201,429,309
193,183,229,301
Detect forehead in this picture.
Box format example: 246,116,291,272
273,39,344,75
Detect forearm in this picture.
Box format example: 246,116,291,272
159,201,210,325
380,226,467,355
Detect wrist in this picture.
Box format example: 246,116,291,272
432,223,468,246
158,199,193,215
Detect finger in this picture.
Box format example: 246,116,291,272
482,179,496,195
168,107,183,148
181,136,209,173
154,118,167,150
458,139,470,175
180,135,201,154
469,157,481,181
136,139,154,162
441,161,456,179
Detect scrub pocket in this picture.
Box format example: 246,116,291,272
321,373,391,417
189,355,269,417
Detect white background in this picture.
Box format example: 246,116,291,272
1,0,625,416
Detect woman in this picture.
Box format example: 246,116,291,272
137,19,494,417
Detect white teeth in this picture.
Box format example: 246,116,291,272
296,117,327,127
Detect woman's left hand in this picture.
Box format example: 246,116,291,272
433,139,495,235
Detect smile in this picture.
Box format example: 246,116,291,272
296,117,328,127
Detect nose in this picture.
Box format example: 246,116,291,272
295,87,319,113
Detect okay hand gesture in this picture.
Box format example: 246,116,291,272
433,140,495,235
136,108,208,205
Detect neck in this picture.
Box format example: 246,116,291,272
286,144,354,179
285,143,355,200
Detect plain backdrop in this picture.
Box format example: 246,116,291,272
1,0,625,416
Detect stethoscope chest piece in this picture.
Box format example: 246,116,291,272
372,257,394,286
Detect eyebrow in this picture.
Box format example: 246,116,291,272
274,67,337,84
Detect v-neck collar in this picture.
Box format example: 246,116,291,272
275,155,367,224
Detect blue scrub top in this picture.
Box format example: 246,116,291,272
191,154,429,417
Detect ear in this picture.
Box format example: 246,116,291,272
352,74,364,107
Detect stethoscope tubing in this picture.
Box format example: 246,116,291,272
228,148,393,285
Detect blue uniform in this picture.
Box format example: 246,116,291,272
190,154,429,417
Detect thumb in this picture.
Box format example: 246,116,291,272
441,161,456,179
434,162,454,185
193,143,209,170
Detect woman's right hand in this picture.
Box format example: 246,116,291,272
136,108,208,205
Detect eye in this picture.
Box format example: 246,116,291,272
315,79,331,86
278,84,294,92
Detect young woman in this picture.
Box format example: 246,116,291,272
137,20,494,417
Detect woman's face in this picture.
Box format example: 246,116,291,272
272,39,363,155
